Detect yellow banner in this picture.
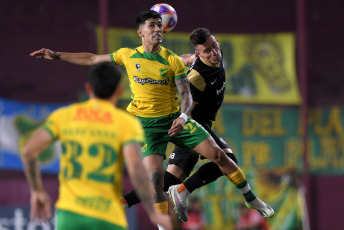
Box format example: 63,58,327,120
96,27,301,105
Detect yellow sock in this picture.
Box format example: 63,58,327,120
154,201,168,214
225,168,245,186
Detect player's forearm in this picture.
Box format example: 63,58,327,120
176,77,193,116
130,163,156,216
53,52,97,66
124,144,156,216
21,128,52,192
22,156,44,192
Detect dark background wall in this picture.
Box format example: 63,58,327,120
1,0,344,229
1,0,344,105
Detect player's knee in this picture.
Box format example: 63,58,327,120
209,148,227,166
226,152,238,165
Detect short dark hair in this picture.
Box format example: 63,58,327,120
190,28,212,46
87,62,121,99
136,10,161,29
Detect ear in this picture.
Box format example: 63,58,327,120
195,50,200,56
115,84,124,98
111,84,124,105
216,37,220,46
137,28,143,37
85,82,93,97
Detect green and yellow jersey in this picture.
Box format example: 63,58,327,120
110,46,187,118
43,98,144,228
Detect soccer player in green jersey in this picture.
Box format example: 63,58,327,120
21,62,172,230
30,10,274,228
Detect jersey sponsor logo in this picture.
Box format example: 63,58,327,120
159,68,168,77
216,82,226,95
133,76,169,85
73,108,113,124
75,196,112,211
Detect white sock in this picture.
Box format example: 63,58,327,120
248,197,266,208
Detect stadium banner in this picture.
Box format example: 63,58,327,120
1,97,343,174
0,206,56,229
211,105,344,174
0,97,66,174
96,27,301,105
182,105,343,230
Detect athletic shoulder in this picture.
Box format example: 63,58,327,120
161,46,177,56
114,108,142,127
188,69,205,92
47,103,75,118
115,108,144,144
112,47,138,56
111,47,138,64
161,47,181,63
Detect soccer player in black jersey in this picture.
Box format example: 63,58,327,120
121,28,274,222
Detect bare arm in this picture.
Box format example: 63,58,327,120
123,143,172,230
179,53,196,66
176,76,193,116
21,128,53,222
30,48,111,66
168,76,193,137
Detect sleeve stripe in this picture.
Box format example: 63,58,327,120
110,53,118,64
42,126,57,141
188,69,206,92
174,73,187,79
123,139,144,147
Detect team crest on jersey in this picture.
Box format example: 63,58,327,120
136,64,141,72
159,68,168,77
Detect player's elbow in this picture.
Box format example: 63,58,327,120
21,143,36,161
88,55,98,65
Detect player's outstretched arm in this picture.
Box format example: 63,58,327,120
21,128,54,222
123,143,172,230
30,48,111,66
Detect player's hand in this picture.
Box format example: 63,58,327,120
30,190,51,223
168,117,185,137
149,213,173,230
30,48,57,60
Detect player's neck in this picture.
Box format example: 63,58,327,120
200,57,220,67
142,43,161,53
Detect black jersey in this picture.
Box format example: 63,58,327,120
188,55,226,121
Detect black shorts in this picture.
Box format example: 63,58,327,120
168,118,231,177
